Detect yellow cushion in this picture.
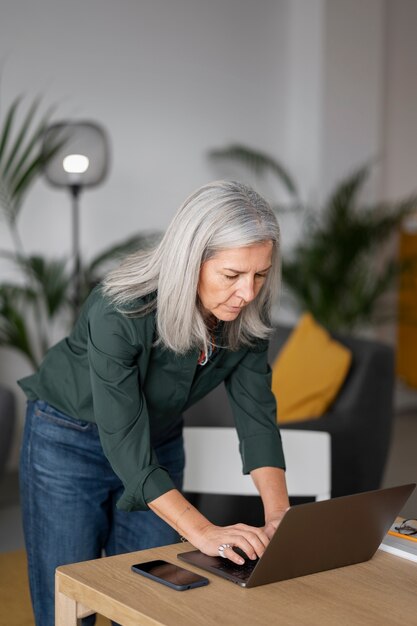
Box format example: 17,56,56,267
271,313,352,423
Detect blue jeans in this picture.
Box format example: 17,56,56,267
19,400,185,626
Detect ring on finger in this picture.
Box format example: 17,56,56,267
218,543,231,558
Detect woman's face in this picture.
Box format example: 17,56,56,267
198,241,273,321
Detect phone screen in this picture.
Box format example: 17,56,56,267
131,560,209,590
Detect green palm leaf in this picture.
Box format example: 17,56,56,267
10,145,57,217
324,164,370,228
88,232,161,272
209,144,298,197
9,106,55,186
0,95,22,165
25,255,72,317
0,96,65,225
5,253,72,318
282,163,417,331
0,284,39,368
2,98,40,177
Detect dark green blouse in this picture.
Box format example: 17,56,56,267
18,286,285,512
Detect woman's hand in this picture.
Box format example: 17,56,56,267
263,508,290,540
149,489,282,565
192,522,270,565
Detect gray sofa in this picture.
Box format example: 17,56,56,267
184,326,395,501
0,384,16,480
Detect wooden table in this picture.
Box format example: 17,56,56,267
56,542,417,626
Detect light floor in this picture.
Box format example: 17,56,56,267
0,471,22,553
0,412,416,553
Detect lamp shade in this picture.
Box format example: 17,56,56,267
42,121,109,188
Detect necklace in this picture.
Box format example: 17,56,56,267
198,331,216,366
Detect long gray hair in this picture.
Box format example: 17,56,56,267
103,180,280,353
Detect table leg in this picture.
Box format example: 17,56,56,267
55,572,96,625
55,574,78,626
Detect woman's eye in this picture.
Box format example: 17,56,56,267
256,273,268,280
224,274,238,280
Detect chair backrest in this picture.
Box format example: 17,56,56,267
183,427,331,502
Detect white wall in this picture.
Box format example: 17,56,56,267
383,0,417,200
0,0,289,256
285,0,326,204
284,0,385,205
322,0,386,201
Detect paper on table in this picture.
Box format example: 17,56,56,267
379,522,417,563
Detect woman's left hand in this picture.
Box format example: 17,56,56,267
263,508,289,540
250,467,290,539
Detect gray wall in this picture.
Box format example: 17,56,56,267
0,0,289,257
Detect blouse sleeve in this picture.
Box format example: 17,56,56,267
224,343,286,474
87,297,176,511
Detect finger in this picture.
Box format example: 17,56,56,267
215,535,257,563
228,524,269,549
230,524,270,550
240,533,267,559
227,533,265,561
219,543,247,565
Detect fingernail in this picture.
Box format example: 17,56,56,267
238,558,244,564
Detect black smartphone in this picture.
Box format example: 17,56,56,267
131,559,209,591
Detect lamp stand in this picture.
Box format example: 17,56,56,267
70,184,82,319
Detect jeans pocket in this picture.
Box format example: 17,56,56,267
34,400,92,432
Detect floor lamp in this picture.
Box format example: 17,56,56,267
42,121,109,317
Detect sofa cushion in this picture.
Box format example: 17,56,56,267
271,313,352,423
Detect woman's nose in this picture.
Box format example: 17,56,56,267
236,278,256,303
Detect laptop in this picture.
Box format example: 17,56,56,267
178,483,415,588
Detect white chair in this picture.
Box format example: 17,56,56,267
183,427,331,502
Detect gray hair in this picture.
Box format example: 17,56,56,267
103,180,280,353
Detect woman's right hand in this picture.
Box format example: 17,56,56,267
192,522,270,565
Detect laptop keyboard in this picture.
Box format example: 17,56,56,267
216,558,259,581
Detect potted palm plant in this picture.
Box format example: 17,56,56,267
0,94,159,369
0,95,68,368
209,144,417,333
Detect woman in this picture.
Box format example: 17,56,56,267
18,180,289,626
